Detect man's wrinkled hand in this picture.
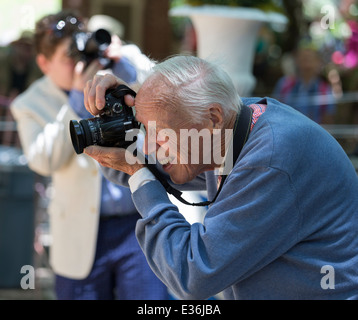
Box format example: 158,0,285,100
84,73,134,116
84,145,145,176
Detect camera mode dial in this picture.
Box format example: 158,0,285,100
112,102,123,114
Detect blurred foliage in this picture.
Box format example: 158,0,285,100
183,0,274,8
171,0,284,12
169,0,358,68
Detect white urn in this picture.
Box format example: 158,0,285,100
170,5,287,96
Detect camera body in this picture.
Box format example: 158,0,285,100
69,28,114,69
69,85,140,154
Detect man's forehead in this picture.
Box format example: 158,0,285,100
139,73,168,94
135,75,169,116
135,105,169,127
134,98,165,126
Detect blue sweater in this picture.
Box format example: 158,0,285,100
131,97,358,299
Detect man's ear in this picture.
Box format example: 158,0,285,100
36,54,49,74
209,104,224,130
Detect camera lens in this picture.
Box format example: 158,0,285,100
69,119,94,154
93,29,111,48
69,85,139,155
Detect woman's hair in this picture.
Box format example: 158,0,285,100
34,10,84,58
151,55,242,124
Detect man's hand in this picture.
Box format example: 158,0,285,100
84,73,135,116
84,145,145,176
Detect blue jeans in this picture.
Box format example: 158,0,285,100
55,213,169,300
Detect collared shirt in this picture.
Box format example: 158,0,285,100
216,103,267,189
248,103,267,131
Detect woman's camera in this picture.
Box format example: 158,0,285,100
69,28,114,69
69,85,140,154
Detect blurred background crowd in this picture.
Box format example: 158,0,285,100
3,0,358,151
1,0,358,299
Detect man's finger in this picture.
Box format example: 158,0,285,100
95,74,120,110
124,94,135,107
84,145,107,158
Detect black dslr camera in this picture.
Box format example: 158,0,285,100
69,85,140,154
69,28,114,69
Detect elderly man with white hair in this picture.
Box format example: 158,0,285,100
83,55,358,300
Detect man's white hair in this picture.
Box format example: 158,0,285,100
150,55,242,123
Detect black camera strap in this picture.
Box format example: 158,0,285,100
145,104,253,207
